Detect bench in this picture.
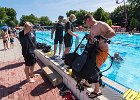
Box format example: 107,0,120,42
42,66,63,86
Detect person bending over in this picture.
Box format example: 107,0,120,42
83,14,115,97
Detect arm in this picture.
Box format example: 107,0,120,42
51,28,55,39
101,22,116,39
51,23,56,39
68,29,78,37
67,22,78,37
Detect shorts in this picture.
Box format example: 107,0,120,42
64,34,73,47
96,48,108,68
10,38,14,43
3,40,7,43
23,53,36,66
54,36,63,44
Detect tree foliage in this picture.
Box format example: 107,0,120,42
130,17,139,29
20,14,52,26
93,7,109,22
128,0,140,30
66,9,89,26
0,7,18,27
40,16,52,26
66,8,109,27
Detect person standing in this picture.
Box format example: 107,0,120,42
83,14,115,98
63,14,78,56
1,29,9,50
9,33,15,49
51,16,64,57
19,22,36,83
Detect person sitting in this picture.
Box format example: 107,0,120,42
113,52,123,61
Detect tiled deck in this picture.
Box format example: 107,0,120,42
0,38,63,100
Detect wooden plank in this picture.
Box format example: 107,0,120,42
42,66,62,86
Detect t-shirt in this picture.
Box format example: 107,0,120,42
19,30,35,56
53,23,64,38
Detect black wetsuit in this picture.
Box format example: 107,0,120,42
53,23,64,44
64,21,74,47
19,30,36,66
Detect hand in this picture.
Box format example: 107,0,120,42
75,34,78,37
51,33,53,39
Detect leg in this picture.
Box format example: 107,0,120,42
94,49,108,93
29,64,35,78
4,43,6,50
64,47,71,54
24,66,30,81
12,43,14,48
3,41,6,49
54,38,58,56
6,41,8,49
94,82,100,93
10,43,12,48
59,44,62,55
54,44,57,56
24,54,36,82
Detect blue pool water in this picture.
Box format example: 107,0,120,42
36,31,140,92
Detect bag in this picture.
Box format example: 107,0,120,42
42,45,51,53
64,35,101,85
36,43,47,49
71,53,87,73
64,35,87,68
64,52,79,67
72,43,100,84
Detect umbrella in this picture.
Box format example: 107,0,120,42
0,26,9,30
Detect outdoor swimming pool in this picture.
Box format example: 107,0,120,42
36,31,140,92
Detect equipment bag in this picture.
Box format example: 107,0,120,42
64,34,101,84
64,34,87,68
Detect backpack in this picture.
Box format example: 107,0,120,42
64,35,104,92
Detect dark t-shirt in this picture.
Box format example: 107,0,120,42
19,30,35,56
53,23,64,39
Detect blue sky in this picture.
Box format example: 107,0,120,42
0,0,124,22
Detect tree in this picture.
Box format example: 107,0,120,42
66,10,89,26
5,8,17,20
0,8,8,24
128,0,140,30
20,14,39,25
130,17,139,29
8,21,16,28
39,16,52,26
110,4,132,30
107,19,112,26
0,7,18,27
93,7,109,22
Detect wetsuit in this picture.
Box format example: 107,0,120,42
19,30,36,66
64,21,74,47
53,23,64,44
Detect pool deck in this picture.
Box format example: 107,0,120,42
35,49,128,100
0,38,63,100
